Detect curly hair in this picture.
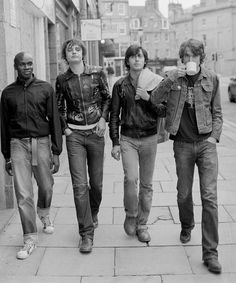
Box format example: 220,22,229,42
179,38,206,64
61,39,87,63
124,45,148,70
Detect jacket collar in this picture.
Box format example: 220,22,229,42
64,64,97,80
16,74,36,87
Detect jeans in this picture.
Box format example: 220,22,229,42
120,134,157,230
174,140,219,260
10,137,54,243
66,129,105,239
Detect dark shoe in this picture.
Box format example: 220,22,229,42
79,237,93,254
136,229,151,243
204,258,222,274
180,230,191,243
124,216,136,236
92,215,98,229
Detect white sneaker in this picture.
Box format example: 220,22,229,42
16,240,36,260
40,215,54,234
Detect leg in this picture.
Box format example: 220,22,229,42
138,134,157,230
174,141,195,232
10,139,37,243
10,138,37,259
87,132,105,219
66,131,94,240
120,135,139,218
197,140,219,261
33,137,54,233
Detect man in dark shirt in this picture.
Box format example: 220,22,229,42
138,38,223,274
1,52,62,260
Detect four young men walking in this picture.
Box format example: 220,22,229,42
0,38,222,274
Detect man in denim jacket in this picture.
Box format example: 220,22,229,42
139,39,223,274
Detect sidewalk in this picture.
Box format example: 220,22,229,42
0,126,236,283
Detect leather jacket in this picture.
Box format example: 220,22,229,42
150,66,223,141
56,65,111,132
109,75,166,146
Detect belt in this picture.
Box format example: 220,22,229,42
20,137,47,166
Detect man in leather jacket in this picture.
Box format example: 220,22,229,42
56,39,111,253
145,39,222,274
109,45,165,244
1,52,62,260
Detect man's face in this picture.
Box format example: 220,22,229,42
15,54,33,80
128,49,145,71
66,43,83,64
183,47,200,71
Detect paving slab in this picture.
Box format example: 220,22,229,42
115,246,192,276
113,206,172,225
82,275,162,283
170,205,233,224
148,223,201,246
37,247,114,276
0,246,44,276
0,209,15,231
54,207,113,225
0,276,81,283
185,244,236,274
162,273,236,283
224,205,236,221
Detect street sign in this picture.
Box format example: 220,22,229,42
81,19,101,41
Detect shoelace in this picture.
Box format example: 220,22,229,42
22,241,34,251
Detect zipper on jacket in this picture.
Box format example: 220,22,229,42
24,83,29,137
78,74,88,125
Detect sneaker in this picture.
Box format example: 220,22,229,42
16,240,36,260
180,230,191,243
204,258,222,274
40,215,54,234
92,214,98,229
79,237,93,253
124,216,137,236
136,229,151,243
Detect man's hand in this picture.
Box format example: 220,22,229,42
96,117,106,137
5,160,13,176
51,154,60,174
168,67,186,81
207,137,217,144
64,128,73,136
135,88,150,101
111,145,121,161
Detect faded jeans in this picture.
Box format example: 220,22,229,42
10,137,54,243
174,140,219,261
120,134,157,231
66,129,105,239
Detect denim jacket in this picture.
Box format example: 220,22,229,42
56,65,111,132
150,66,223,141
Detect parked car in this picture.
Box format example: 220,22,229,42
228,77,236,102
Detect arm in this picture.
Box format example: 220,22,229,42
1,91,11,160
47,85,63,164
210,75,223,142
55,77,68,134
109,81,121,147
99,69,111,121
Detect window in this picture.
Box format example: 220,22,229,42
118,3,125,15
202,18,206,26
162,19,168,29
119,22,126,35
165,33,169,41
105,3,113,15
154,33,159,42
